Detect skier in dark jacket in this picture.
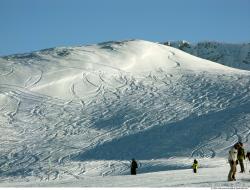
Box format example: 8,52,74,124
131,158,138,175
237,142,245,173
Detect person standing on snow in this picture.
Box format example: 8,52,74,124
228,143,239,181
192,159,198,173
131,158,138,175
237,142,246,173
246,152,250,173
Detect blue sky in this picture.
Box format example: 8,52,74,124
0,0,250,56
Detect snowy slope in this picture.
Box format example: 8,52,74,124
2,158,250,188
0,40,250,186
163,41,250,70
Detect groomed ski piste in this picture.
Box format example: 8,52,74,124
0,40,250,187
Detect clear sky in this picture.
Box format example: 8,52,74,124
0,0,250,56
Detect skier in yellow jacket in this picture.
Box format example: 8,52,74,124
192,159,198,173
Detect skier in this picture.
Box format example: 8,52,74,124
228,143,239,181
192,159,198,173
246,152,250,161
246,152,250,172
130,158,138,175
237,142,245,173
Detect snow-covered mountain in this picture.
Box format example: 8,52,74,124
0,40,250,187
163,41,250,70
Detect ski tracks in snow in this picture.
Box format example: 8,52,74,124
24,69,43,89
1,65,250,181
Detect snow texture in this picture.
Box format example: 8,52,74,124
0,40,250,187
163,41,250,71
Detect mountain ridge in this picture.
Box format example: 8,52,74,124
2,39,250,71
163,40,250,70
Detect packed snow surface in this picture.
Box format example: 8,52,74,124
0,40,250,187
2,158,250,188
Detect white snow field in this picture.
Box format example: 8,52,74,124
0,40,250,187
163,41,250,71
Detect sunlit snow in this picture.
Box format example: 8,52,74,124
0,40,250,187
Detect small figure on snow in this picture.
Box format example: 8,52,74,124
131,158,138,175
228,143,239,181
246,152,250,172
237,142,246,173
246,152,250,161
192,159,198,173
